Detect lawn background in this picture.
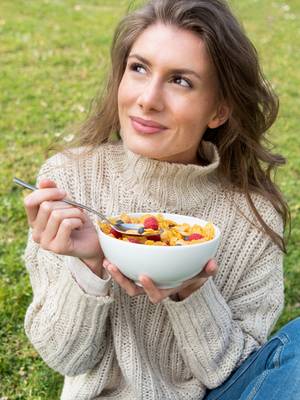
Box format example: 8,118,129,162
0,0,299,398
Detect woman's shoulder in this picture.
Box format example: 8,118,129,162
42,140,122,164
36,140,124,189
215,182,284,236
39,141,123,174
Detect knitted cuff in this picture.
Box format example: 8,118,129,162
65,256,111,297
163,278,231,325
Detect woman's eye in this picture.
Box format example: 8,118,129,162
172,76,192,88
129,62,147,74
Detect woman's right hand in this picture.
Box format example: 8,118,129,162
24,178,104,276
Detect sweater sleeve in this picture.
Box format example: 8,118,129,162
163,229,284,389
24,153,114,377
24,232,114,377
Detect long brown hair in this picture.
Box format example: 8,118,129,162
66,0,289,252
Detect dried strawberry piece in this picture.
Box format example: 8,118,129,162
146,235,161,241
143,217,159,230
128,238,140,244
188,233,204,241
110,228,123,239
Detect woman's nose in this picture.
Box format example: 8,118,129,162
137,79,164,112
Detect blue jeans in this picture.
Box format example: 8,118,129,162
204,317,300,400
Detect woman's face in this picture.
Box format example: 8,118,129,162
118,23,228,164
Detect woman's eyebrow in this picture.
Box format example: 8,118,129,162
128,53,202,81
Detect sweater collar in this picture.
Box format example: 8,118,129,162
119,141,220,212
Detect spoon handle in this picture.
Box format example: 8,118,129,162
13,177,37,191
13,177,108,222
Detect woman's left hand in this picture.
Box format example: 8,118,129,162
103,259,218,303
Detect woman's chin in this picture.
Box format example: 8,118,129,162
124,140,164,160
133,148,162,159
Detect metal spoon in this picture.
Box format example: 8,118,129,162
13,177,157,236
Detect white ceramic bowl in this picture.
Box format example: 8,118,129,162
97,213,221,289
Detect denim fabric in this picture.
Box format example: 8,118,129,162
204,318,300,400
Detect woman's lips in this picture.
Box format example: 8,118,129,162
130,116,167,134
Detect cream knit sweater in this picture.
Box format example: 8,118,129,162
24,140,284,400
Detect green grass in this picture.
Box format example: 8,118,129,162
0,0,299,398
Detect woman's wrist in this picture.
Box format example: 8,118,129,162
80,256,104,278
176,277,208,300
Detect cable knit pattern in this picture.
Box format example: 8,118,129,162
24,140,284,400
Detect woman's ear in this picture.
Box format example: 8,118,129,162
208,102,231,129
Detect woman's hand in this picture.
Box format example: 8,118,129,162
103,259,218,303
24,178,104,276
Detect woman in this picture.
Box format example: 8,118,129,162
23,0,300,399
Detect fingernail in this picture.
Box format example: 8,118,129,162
139,276,147,286
108,265,116,273
59,189,66,196
103,260,108,268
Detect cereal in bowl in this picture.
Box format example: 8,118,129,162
99,213,215,246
